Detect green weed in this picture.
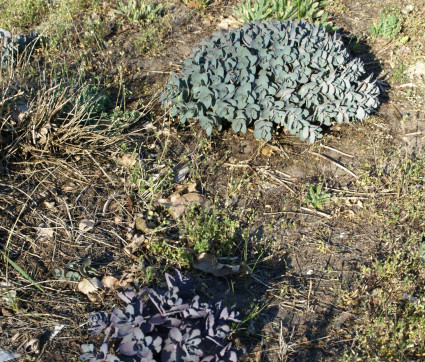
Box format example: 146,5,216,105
133,25,165,55
179,202,239,256
392,61,408,83
370,9,402,40
303,184,330,210
150,240,191,268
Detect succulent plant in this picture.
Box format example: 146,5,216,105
52,258,97,282
0,28,37,66
81,270,244,362
78,85,112,119
161,19,380,143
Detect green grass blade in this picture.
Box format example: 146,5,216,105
2,251,45,293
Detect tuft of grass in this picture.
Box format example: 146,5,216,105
370,9,402,40
392,61,408,83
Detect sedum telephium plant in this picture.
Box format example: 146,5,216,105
161,19,380,143
81,270,244,361
0,28,37,66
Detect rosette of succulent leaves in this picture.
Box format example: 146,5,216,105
161,19,380,143
81,270,244,362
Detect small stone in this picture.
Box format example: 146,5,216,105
135,215,148,232
79,219,96,232
402,4,414,14
406,60,425,80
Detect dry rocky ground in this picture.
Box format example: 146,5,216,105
1,0,425,361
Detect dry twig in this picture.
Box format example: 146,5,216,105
310,151,358,178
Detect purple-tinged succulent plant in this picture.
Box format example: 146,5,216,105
81,270,244,361
80,343,120,362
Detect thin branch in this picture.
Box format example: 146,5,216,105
84,150,115,184
300,206,332,219
321,145,355,158
310,151,358,178
256,168,295,194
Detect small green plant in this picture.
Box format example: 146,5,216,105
234,0,331,27
179,203,239,256
78,85,112,120
370,10,402,40
4,292,20,313
105,108,141,133
133,25,164,55
303,184,330,209
350,36,362,54
234,0,274,22
150,240,191,268
52,258,97,282
113,0,163,23
392,61,407,83
128,161,174,206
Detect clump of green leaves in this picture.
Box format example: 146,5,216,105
52,258,97,282
234,0,331,27
78,85,112,119
113,0,164,23
303,184,330,209
179,204,239,256
161,20,380,143
370,10,402,40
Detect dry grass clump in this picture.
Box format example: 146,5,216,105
0,57,144,171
